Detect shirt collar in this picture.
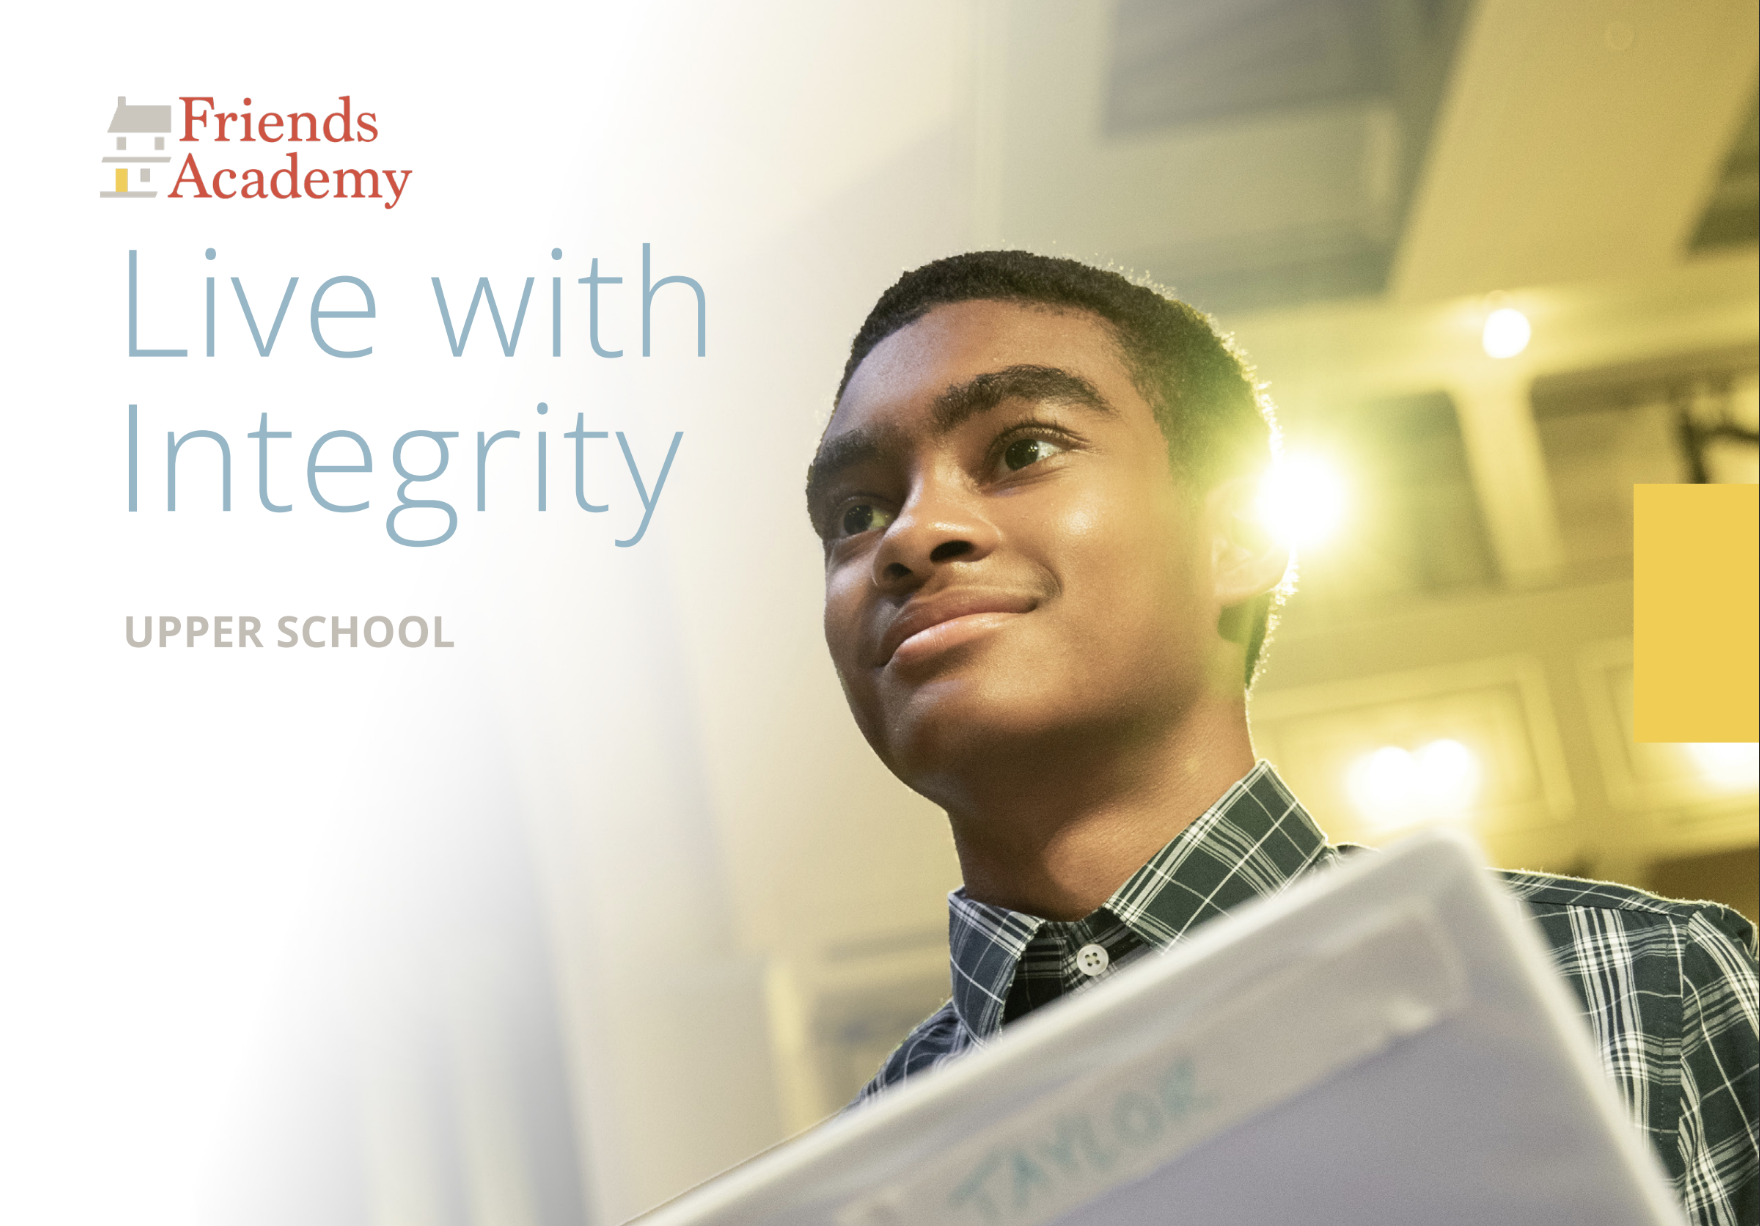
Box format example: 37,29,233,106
944,761,1333,1040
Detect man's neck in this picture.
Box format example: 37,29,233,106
939,694,1257,921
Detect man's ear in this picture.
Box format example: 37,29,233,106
1205,474,1291,608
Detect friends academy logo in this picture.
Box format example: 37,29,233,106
102,98,171,197
100,95,412,209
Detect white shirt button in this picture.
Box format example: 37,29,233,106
1075,943,1110,977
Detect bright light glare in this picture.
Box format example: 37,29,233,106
1346,738,1481,830
1482,307,1531,359
1258,455,1347,549
1349,746,1419,822
1683,742,1760,791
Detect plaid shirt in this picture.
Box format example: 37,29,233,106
855,762,1760,1226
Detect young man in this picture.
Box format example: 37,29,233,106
805,251,1757,1223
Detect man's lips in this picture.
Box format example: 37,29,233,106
875,590,1038,666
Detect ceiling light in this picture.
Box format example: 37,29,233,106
1414,739,1479,804
1482,307,1531,359
1257,454,1347,549
1683,742,1759,792
1346,739,1482,830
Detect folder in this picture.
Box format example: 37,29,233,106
634,829,1685,1226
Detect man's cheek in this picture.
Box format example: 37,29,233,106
824,581,868,672
1053,498,1105,542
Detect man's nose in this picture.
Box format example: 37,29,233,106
871,474,999,587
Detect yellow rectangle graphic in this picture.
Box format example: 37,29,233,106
1633,483,1759,742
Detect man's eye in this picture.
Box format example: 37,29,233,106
839,503,895,537
1001,437,1066,472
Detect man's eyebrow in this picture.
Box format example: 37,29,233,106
929,364,1115,433
804,424,906,522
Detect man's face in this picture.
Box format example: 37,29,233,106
809,300,1224,796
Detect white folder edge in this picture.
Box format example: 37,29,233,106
629,829,1687,1225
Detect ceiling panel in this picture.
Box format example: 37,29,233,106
1391,0,1758,301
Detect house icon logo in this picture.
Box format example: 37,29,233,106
102,96,172,198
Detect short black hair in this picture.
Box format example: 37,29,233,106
833,250,1281,685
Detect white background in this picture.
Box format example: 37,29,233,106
0,4,975,1224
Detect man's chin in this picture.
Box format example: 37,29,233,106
871,681,1075,782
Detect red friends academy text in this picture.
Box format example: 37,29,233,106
167,96,412,210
